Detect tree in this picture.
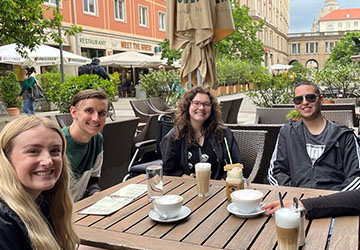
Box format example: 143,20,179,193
329,31,360,65
0,0,81,56
159,38,181,66
215,0,264,64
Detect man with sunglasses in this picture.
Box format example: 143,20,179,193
63,89,110,201
268,81,360,191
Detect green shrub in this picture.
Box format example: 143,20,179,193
55,74,117,113
35,72,62,104
216,57,251,86
246,65,293,107
139,70,184,107
0,72,22,108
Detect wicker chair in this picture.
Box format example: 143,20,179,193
55,113,73,128
130,99,157,123
99,117,140,189
231,130,267,184
226,124,282,184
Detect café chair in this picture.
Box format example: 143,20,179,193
220,99,232,123
148,97,174,113
226,97,243,124
227,124,282,184
130,99,157,123
123,114,174,182
231,129,267,184
55,113,73,128
99,117,139,189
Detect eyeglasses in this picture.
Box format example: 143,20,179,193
293,94,320,105
191,100,212,108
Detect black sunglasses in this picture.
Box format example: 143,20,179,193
293,94,320,105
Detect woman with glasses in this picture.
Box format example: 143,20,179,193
268,81,360,191
160,87,240,180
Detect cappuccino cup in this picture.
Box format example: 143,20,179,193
195,163,211,197
153,195,183,219
230,189,263,213
275,207,300,250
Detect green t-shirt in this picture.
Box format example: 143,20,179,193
62,126,103,201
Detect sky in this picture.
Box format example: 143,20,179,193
290,0,360,33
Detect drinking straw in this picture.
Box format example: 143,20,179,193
198,147,203,162
224,137,233,164
293,197,299,209
279,192,284,208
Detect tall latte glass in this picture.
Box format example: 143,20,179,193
275,207,300,250
195,163,211,197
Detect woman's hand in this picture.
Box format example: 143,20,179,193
16,96,21,102
262,200,304,216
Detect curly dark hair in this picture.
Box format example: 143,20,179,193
174,86,224,146
25,67,36,76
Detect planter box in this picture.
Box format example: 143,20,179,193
210,88,220,97
219,86,227,95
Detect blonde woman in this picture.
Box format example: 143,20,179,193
0,116,79,249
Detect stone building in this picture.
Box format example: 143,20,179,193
311,0,339,32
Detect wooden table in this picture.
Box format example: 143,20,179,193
74,175,359,250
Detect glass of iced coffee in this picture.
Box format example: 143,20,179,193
275,207,300,250
195,163,211,197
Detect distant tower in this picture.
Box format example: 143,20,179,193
311,0,339,32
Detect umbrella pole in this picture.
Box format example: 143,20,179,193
56,0,65,83
187,73,192,90
196,69,201,86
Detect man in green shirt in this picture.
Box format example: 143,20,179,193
63,89,109,201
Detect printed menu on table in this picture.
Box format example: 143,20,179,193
78,184,147,215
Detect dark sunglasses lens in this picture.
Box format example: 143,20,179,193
293,96,303,105
305,94,317,102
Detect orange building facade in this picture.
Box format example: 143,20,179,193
43,0,166,58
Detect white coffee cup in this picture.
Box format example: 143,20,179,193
230,189,263,213
153,195,184,219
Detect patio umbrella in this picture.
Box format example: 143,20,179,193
99,51,163,68
167,0,234,89
270,64,293,71
0,43,91,66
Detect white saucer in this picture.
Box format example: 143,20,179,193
149,206,191,223
227,203,265,218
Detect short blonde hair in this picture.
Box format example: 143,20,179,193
0,116,78,250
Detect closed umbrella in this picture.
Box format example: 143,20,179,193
167,0,234,89
0,43,91,66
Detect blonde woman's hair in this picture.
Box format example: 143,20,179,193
0,116,79,250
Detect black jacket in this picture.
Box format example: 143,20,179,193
160,127,240,180
302,189,360,219
268,119,360,190
0,197,53,250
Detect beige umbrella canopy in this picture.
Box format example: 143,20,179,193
167,0,234,89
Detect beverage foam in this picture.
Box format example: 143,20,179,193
275,207,300,229
195,163,211,171
155,195,183,205
232,189,263,200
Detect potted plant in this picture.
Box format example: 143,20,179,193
0,72,22,116
323,98,335,104
286,110,301,121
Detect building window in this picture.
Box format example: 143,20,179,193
44,0,61,6
338,22,342,28
306,42,318,54
355,21,359,27
139,5,148,27
346,22,350,28
114,0,125,21
327,23,334,30
291,43,300,55
83,0,97,15
159,12,166,31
